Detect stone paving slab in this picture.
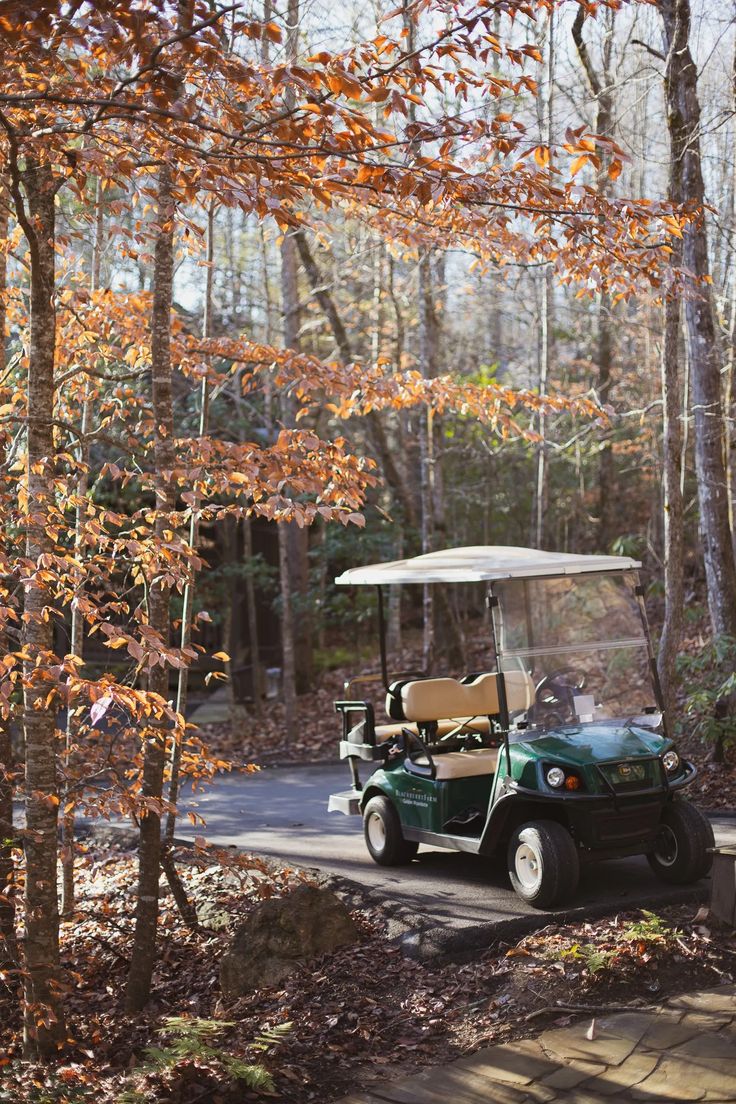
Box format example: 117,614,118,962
335,985,736,1104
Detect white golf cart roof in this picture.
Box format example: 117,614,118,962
335,545,641,586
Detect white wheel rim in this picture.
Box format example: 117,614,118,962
367,812,386,851
654,825,678,867
515,841,543,890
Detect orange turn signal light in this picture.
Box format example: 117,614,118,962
565,774,581,791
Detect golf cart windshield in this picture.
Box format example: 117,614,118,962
491,571,658,731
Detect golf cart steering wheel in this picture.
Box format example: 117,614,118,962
530,666,587,725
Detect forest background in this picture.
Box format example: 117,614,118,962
1,0,736,1093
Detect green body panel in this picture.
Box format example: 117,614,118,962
512,722,666,767
367,762,494,833
507,721,673,794
361,721,685,856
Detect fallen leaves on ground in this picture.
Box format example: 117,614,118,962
2,838,735,1104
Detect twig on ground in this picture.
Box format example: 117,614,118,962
525,1000,656,1022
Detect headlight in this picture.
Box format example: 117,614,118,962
546,766,565,788
663,750,680,773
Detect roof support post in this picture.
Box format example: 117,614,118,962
488,590,513,776
376,585,389,690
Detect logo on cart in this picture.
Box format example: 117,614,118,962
400,790,436,807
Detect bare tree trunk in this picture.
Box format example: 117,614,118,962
164,200,215,848
726,36,736,539
242,516,262,713
278,522,297,732
418,256,435,672
220,514,237,717
0,186,15,964
61,176,104,919
659,0,736,637
531,9,554,550
572,7,617,552
14,157,66,1057
279,221,302,721
277,0,312,701
125,162,177,1013
658,291,685,720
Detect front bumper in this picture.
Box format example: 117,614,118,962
504,758,698,856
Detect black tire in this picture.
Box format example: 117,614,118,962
647,800,715,884
363,795,418,866
507,819,580,908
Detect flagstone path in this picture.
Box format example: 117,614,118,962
337,985,736,1103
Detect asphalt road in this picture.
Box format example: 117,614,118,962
175,763,736,951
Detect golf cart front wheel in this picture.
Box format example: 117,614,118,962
363,796,418,866
507,820,579,908
647,800,714,884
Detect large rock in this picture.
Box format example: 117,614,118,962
220,884,359,997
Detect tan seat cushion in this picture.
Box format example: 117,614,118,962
411,747,499,780
375,717,493,742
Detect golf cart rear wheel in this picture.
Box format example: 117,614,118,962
647,800,714,884
507,820,580,908
363,796,418,866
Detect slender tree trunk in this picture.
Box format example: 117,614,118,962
279,224,301,725
125,162,177,1013
17,158,66,1057
61,177,104,919
532,9,554,550
726,36,736,539
0,186,15,964
658,291,685,720
164,200,215,848
277,0,311,705
220,510,237,715
572,7,617,552
242,517,262,714
278,522,297,732
418,255,435,672
60,396,88,921
659,0,736,637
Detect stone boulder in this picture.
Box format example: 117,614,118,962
219,884,359,997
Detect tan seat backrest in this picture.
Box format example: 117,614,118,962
400,674,500,722
499,669,535,713
395,670,536,723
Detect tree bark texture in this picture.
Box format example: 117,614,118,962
165,199,214,848
418,253,435,672
659,0,736,636
658,289,685,721
279,225,310,705
531,9,554,550
18,159,66,1056
277,521,297,732
61,177,103,919
125,162,177,1013
0,186,15,963
572,8,617,551
242,516,262,714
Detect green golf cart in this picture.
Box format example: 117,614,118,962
328,546,713,908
